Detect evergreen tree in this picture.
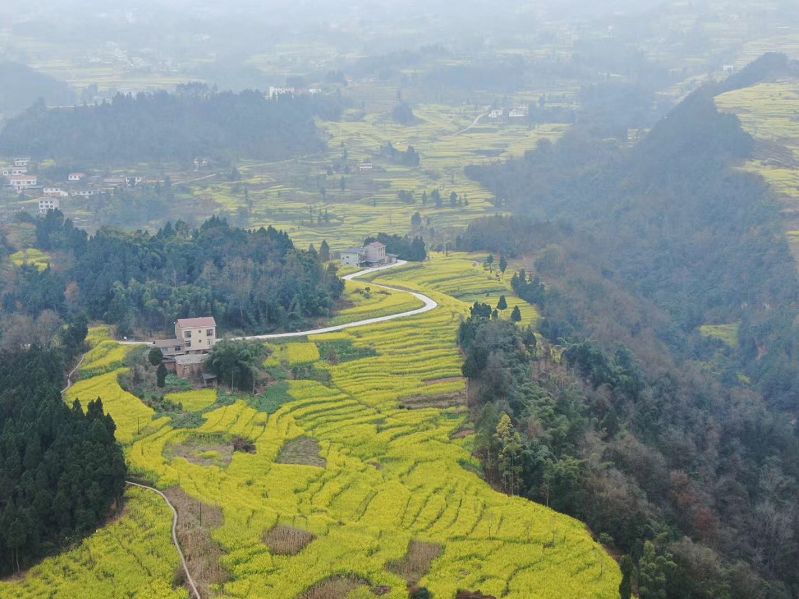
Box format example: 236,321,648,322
156,362,167,387
148,347,164,366
638,541,674,599
319,239,330,262
619,555,634,599
499,254,508,273
510,305,522,322
497,295,508,310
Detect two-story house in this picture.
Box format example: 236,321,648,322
175,317,217,353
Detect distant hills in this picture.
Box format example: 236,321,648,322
0,86,341,163
0,62,74,118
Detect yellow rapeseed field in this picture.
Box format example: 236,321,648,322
4,253,618,598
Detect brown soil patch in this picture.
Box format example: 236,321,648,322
168,433,233,467
300,575,368,599
277,436,326,467
456,592,496,599
263,524,316,556
163,487,228,597
387,540,443,586
450,428,475,439
423,376,465,386
401,393,465,410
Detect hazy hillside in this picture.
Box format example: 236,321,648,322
0,62,74,118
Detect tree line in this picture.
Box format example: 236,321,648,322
0,329,126,576
2,212,344,337
458,56,799,597
0,84,347,163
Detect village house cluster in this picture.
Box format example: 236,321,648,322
1,158,150,215
339,241,397,267
151,317,218,383
488,106,529,121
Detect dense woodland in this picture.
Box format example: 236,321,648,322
460,58,799,597
0,333,126,576
1,214,344,337
0,84,344,163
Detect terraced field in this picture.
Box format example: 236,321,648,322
185,104,568,250
2,254,619,598
0,486,186,599
716,81,799,260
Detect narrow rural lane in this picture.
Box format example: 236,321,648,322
455,111,487,135
238,260,437,341
125,481,201,599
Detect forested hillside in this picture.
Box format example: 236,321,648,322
0,85,341,162
1,214,344,336
460,58,799,597
0,337,126,576
467,77,799,410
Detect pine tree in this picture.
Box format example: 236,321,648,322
499,255,508,273
320,239,330,262
510,305,522,322
619,555,634,599
497,295,508,310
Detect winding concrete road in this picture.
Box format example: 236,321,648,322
121,259,437,346
235,260,437,341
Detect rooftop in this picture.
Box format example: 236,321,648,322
153,338,181,347
174,354,206,365
366,241,386,250
176,316,217,329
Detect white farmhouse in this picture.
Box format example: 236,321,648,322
7,174,38,191
38,197,60,214
340,247,366,267
339,242,396,267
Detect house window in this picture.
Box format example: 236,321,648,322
184,330,191,338
186,340,192,348
207,329,214,337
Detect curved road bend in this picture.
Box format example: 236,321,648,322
119,259,438,346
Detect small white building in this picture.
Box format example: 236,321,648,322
358,162,373,171
38,197,60,214
7,174,38,191
175,317,217,353
488,109,504,120
509,107,528,119
268,86,295,99
13,158,30,168
68,172,86,182
340,247,366,267
339,242,396,267
43,187,69,197
2,166,28,177
72,189,97,197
